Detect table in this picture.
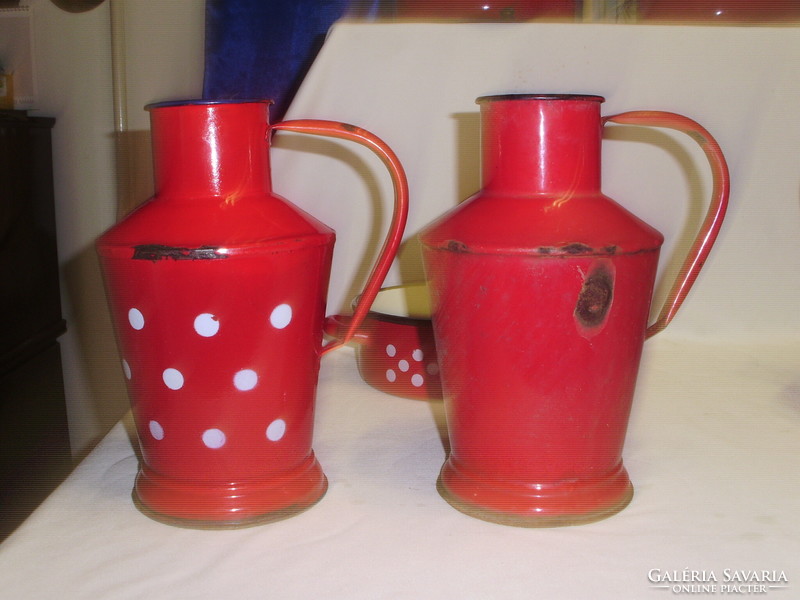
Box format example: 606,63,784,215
2,22,799,599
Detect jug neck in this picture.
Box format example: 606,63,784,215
478,94,604,196
147,100,273,200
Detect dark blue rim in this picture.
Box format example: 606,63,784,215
476,94,604,104
145,99,274,111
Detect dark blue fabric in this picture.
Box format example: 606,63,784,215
203,0,387,120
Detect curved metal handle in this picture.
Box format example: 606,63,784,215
323,314,370,344
271,120,409,354
603,111,729,338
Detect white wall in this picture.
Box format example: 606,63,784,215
28,0,205,455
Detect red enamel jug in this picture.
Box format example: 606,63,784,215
97,100,408,528
419,94,728,527
393,0,577,20
638,0,800,22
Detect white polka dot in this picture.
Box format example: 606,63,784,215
386,369,397,382
266,419,286,442
194,313,220,337
234,369,258,391
386,344,397,357
162,368,184,390
398,359,410,372
149,420,164,440
202,428,226,449
412,349,424,362
122,359,131,380
426,362,440,375
411,374,424,387
128,308,145,330
270,304,292,329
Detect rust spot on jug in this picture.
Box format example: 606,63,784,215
575,267,613,328
537,243,619,256
132,244,228,261
563,243,593,254
446,240,469,253
341,122,359,133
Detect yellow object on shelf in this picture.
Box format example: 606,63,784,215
0,71,14,109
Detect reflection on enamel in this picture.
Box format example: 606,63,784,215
205,116,222,195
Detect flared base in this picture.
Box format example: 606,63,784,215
132,453,328,529
437,458,634,528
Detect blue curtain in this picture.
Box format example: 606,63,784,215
203,0,387,120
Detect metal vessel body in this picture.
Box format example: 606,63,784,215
97,100,408,527
420,94,728,526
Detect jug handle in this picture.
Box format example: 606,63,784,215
271,120,409,355
603,111,730,339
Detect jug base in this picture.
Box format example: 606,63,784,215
132,454,328,529
437,460,633,527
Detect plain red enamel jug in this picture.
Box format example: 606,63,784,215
97,100,408,528
419,94,728,527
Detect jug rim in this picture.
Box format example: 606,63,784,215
145,98,274,111
476,94,604,104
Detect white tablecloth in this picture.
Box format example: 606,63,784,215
0,339,798,599
2,22,799,599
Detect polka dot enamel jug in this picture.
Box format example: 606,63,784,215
97,100,408,528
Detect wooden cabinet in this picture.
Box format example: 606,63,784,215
0,110,71,540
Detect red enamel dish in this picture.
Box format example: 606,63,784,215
325,284,442,401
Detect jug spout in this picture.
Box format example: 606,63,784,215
147,100,273,201
478,94,603,197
